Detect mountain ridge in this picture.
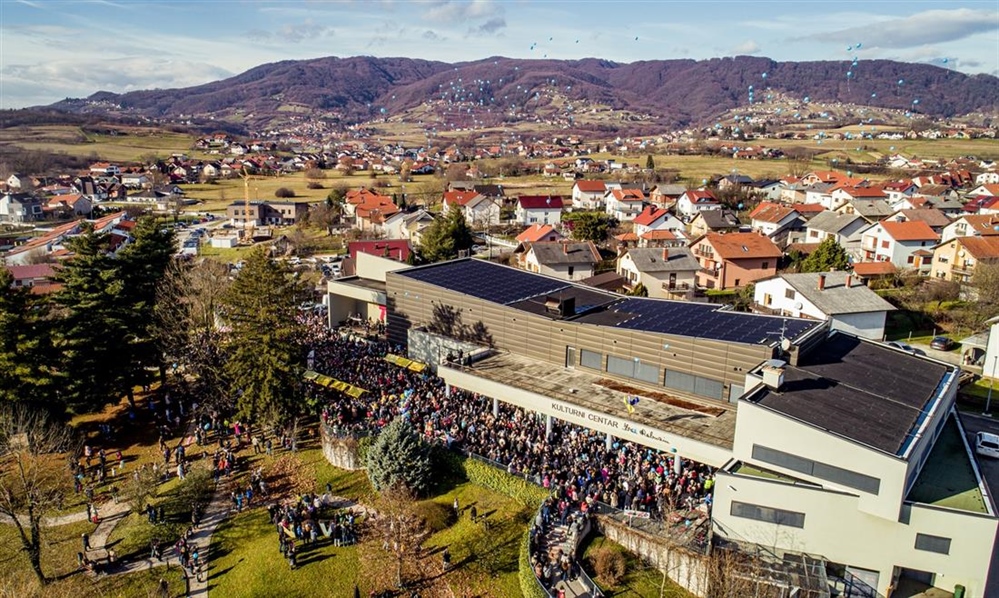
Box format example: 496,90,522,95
46,55,999,132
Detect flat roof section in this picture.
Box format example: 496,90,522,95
749,333,951,455
462,351,738,449
395,259,822,346
907,414,990,514
334,276,387,293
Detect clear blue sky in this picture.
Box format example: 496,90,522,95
1,0,997,109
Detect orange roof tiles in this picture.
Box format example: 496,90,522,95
701,232,781,260
574,180,606,193
633,206,670,226
880,220,939,242
516,224,560,243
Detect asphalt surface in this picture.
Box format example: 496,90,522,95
957,411,999,598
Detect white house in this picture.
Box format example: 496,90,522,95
940,214,999,243
754,272,894,340
514,196,564,226
604,188,646,221
975,172,999,186
969,184,999,197
616,247,700,299
632,205,684,238
675,189,721,220
860,220,939,270
515,241,598,281
442,190,500,228
748,202,801,238
804,211,869,249
803,182,841,210
571,180,607,210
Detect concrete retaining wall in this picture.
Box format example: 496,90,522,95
320,432,365,471
595,515,710,598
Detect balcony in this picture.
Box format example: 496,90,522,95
662,281,691,291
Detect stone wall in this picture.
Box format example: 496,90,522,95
595,515,710,598
321,431,365,471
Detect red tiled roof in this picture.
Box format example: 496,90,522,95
880,220,939,242
843,186,887,199
609,189,645,202
574,180,606,193
6,264,56,280
516,224,560,243
749,202,796,223
442,190,482,207
958,236,999,260
518,195,564,209
347,240,411,261
640,230,677,240
701,232,781,260
853,261,897,276
633,206,669,226
790,203,825,214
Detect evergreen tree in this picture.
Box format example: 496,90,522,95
418,208,474,263
365,418,434,497
569,212,613,243
799,237,851,273
51,226,132,413
0,270,58,411
221,248,305,424
645,154,656,170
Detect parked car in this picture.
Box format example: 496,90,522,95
886,341,926,356
976,432,999,459
930,336,955,351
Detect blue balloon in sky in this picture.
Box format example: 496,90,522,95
898,79,904,85
856,43,862,49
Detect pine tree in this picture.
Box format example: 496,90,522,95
365,418,434,497
800,237,851,273
646,154,656,170
221,248,305,425
51,226,132,413
418,208,474,263
0,270,58,412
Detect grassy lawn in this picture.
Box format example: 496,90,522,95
581,534,693,598
0,517,187,598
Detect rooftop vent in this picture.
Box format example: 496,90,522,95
761,359,786,390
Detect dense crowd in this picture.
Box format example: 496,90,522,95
267,491,360,570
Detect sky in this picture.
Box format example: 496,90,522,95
1,0,997,109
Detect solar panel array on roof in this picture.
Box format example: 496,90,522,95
398,259,571,305
608,298,817,344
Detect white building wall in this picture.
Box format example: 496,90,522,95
832,311,887,341
713,471,997,597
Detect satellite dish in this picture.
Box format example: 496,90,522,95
780,338,792,352
794,301,803,310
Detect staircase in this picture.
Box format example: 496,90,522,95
539,519,599,598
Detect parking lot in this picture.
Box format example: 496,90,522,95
958,412,999,596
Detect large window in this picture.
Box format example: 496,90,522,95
606,355,660,384
730,501,805,528
580,349,602,370
665,369,724,400
752,445,881,495
915,533,951,555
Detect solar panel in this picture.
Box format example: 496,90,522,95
398,259,571,305
611,298,817,345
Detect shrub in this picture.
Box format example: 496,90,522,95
519,529,548,598
462,458,548,508
275,187,296,198
306,181,324,189
591,547,627,586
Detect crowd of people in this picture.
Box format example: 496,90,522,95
268,490,361,570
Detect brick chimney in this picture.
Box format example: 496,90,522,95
845,274,852,288
817,274,826,291
562,242,568,255
663,247,668,260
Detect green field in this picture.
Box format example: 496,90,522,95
2,125,198,163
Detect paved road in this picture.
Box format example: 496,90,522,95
957,412,999,598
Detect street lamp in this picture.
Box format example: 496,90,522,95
986,355,998,417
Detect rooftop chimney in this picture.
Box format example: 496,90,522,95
817,274,826,291
663,247,668,260
761,361,786,390
845,274,852,288
562,242,569,255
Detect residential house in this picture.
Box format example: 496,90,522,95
691,232,781,290
754,272,895,340
801,170,848,186
571,180,607,210
748,179,783,201
748,202,803,247
514,196,564,226
514,241,599,281
348,240,411,263
385,209,435,244
689,209,741,238
632,206,684,238
5,263,59,294
803,182,839,210
0,193,43,223
930,236,999,283
45,194,92,217
882,181,918,206
120,172,151,189
616,247,700,299
941,214,999,243
2,219,83,266
887,209,951,235
5,173,31,190
675,190,721,221
860,220,939,272
516,223,563,244
225,201,309,227
604,189,646,221
442,190,500,228
837,198,895,224
718,174,754,192
638,229,685,248
851,261,898,285
804,211,869,252
969,184,999,197
975,172,999,186
649,184,686,208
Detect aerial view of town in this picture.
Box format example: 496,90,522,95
0,1,998,597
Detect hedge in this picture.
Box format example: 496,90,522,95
520,528,549,598
461,458,549,509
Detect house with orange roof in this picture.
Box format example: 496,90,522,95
941,214,999,243
632,205,683,238
605,188,646,221
690,232,781,290
749,202,802,240
860,220,939,271
442,190,500,228
969,184,999,198
931,236,999,283
801,170,848,186
2,219,85,266
638,229,685,248
45,194,92,217
516,223,563,244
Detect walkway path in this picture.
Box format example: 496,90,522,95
539,519,596,598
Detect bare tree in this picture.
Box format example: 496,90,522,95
362,486,432,591
0,406,75,585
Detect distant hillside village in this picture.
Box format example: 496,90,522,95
3,132,999,346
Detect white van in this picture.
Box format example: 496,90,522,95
976,432,999,459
